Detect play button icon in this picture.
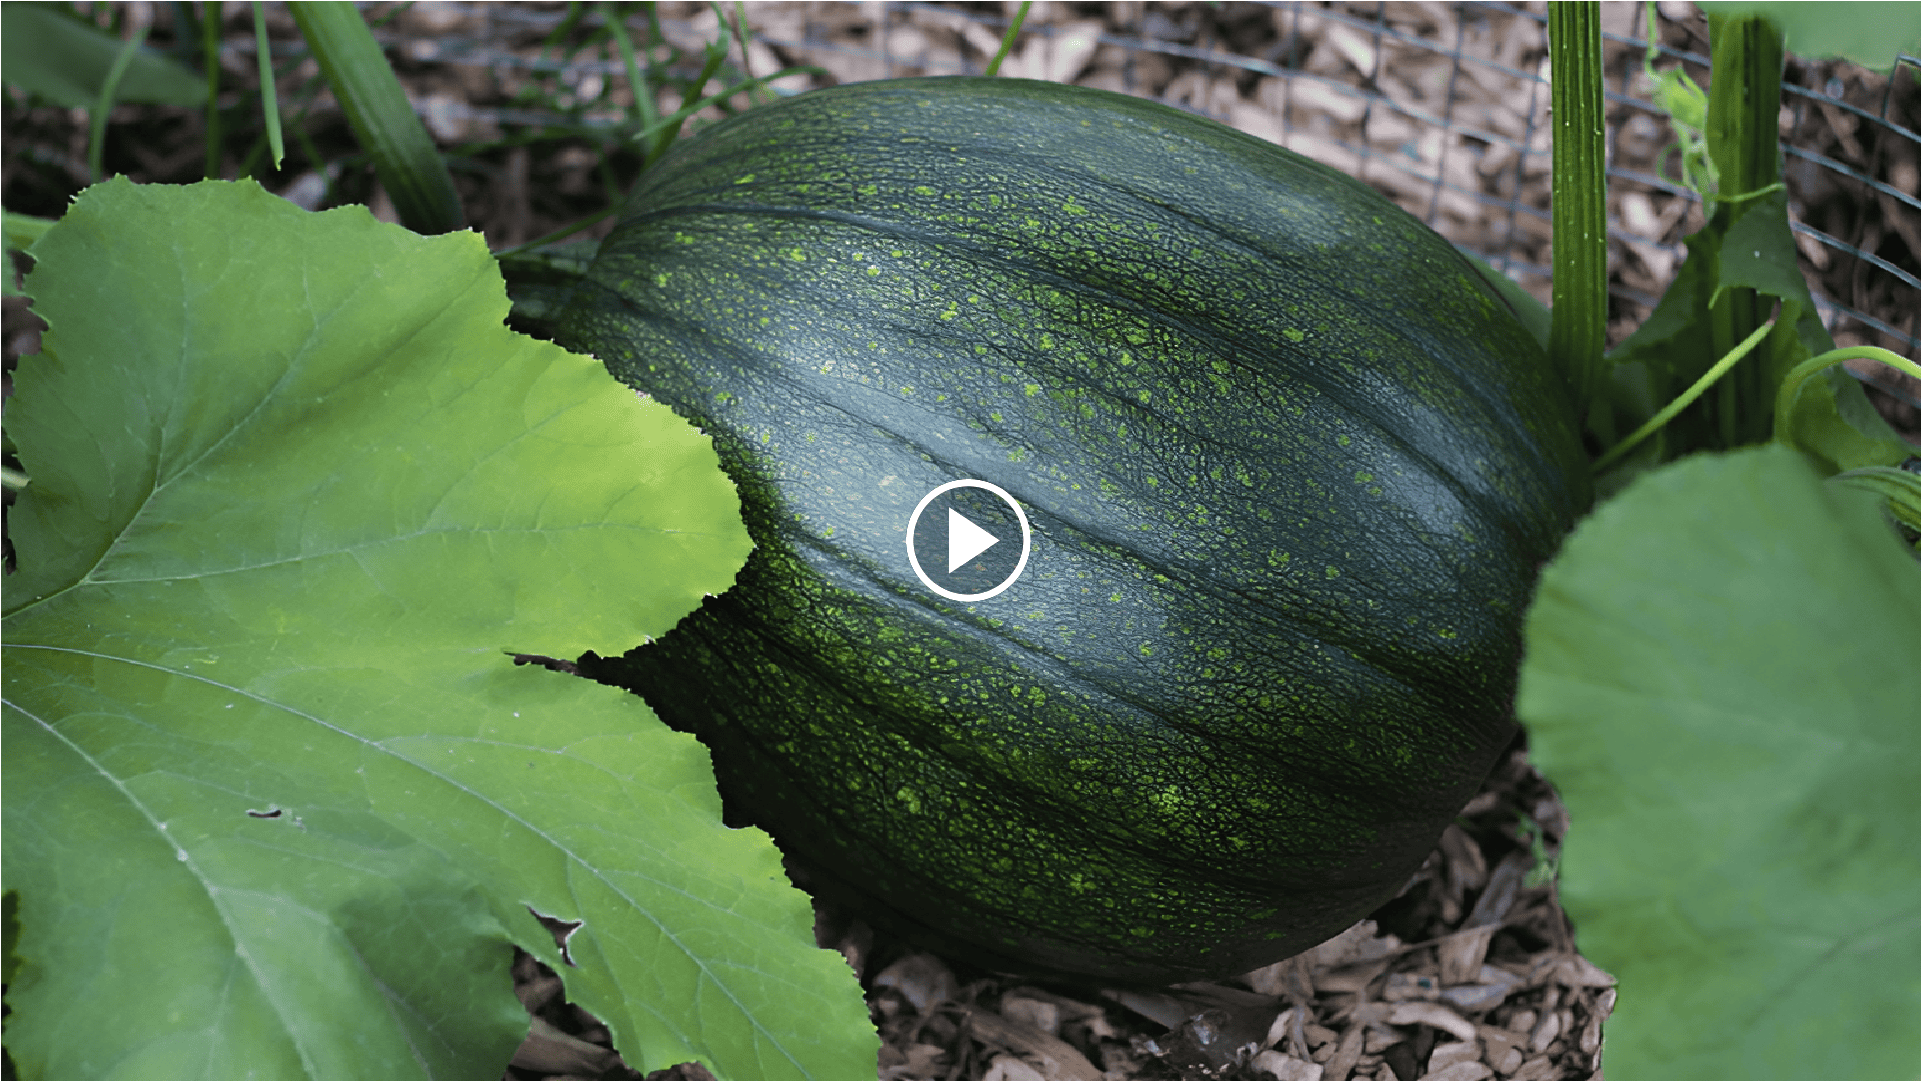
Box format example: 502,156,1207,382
906,479,1032,602
947,508,1000,573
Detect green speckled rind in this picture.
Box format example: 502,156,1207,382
559,77,1589,984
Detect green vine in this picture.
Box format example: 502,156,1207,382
1595,321,1774,472
1774,347,1921,445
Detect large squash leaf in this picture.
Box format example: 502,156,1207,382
1520,445,1921,1081
1697,2,1921,67
1,178,874,1081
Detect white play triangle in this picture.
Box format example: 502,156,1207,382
947,508,1001,573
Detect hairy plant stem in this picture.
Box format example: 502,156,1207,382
1595,321,1775,473
1704,13,1786,447
1547,2,1608,425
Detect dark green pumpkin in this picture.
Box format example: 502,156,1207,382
560,76,1589,984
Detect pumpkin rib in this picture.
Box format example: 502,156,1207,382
581,205,1548,630
805,515,1459,738
628,581,1490,984
690,629,1415,887
575,300,1382,646
670,601,1304,859
707,546,1458,806
613,197,1483,440
750,555,1487,846
591,190,1560,528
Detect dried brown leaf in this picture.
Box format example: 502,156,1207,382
874,953,959,1014
967,1009,1103,1081
1384,1002,1478,1043
1251,1049,1326,1081
510,1017,621,1076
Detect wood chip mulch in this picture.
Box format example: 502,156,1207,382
507,732,1612,1081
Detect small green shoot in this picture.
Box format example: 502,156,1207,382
1643,1,1717,196
1514,813,1560,889
986,1,1034,77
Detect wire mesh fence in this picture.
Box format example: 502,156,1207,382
325,0,1920,417
6,3,1917,413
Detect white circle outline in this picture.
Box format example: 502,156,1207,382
904,480,1032,602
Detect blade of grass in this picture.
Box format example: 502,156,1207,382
238,52,331,178
634,36,728,163
289,1,463,234
626,66,824,157
541,2,591,68
1547,1,1608,422
493,203,622,259
168,0,203,67
985,1,1032,77
630,3,668,133
250,0,283,170
600,3,656,135
88,21,152,182
204,0,222,178
726,0,761,105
